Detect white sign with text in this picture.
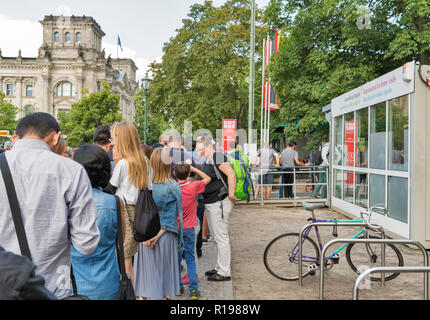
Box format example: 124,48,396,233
332,61,415,117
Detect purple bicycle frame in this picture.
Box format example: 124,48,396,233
291,219,327,263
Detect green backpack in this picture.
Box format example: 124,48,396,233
228,150,254,202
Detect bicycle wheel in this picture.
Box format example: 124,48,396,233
263,232,320,281
346,235,404,281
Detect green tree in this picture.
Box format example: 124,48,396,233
134,89,170,146
59,82,122,147
264,0,429,151
0,92,18,144
148,0,268,136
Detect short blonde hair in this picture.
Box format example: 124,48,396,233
150,148,174,184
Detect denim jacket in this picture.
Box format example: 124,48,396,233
152,181,183,247
71,189,120,300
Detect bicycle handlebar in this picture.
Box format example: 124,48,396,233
360,204,389,230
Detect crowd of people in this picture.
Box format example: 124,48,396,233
0,112,239,300
253,140,329,201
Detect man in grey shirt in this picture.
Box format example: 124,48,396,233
255,142,279,200
280,141,308,198
0,113,100,299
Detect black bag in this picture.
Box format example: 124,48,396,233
313,146,323,166
128,189,161,242
0,154,88,300
114,196,136,300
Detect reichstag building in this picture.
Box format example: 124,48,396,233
0,15,138,121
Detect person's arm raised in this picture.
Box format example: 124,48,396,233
190,166,211,185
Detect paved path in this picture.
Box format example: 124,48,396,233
173,240,234,301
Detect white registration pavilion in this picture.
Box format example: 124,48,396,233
325,62,430,248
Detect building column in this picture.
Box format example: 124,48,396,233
42,74,51,115
16,77,23,117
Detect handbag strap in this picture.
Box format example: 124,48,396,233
114,196,128,279
0,153,32,261
210,153,228,190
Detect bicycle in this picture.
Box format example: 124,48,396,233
263,203,404,282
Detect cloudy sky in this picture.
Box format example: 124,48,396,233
0,0,270,79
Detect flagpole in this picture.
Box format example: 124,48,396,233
248,0,256,155
260,38,265,150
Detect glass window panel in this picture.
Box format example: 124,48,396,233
76,32,82,43
6,84,14,96
343,112,355,167
26,84,33,97
334,169,342,199
355,173,368,208
56,83,62,96
356,108,368,168
343,171,354,204
334,117,343,166
370,102,386,169
63,82,71,96
387,176,408,223
65,32,71,42
369,174,385,209
54,32,60,42
388,95,408,171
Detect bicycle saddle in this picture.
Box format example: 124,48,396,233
302,202,325,211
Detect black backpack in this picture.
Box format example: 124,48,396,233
127,189,161,243
313,146,323,166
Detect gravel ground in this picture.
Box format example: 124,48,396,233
230,204,429,300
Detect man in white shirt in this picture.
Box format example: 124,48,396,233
312,141,330,199
0,113,100,299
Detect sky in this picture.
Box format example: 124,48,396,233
0,0,270,79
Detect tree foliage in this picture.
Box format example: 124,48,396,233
59,82,122,147
264,0,429,151
148,0,268,136
0,92,18,143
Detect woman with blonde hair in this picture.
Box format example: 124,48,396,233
51,138,70,158
133,148,183,300
107,121,150,289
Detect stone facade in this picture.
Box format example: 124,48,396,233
0,15,138,121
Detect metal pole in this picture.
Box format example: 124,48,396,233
320,238,429,300
260,38,265,150
248,0,256,148
144,89,148,145
353,267,430,300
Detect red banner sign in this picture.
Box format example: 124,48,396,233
222,119,237,152
345,121,356,184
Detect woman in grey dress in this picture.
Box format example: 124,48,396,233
133,148,183,299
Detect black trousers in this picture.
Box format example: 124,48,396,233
196,198,205,257
284,168,294,198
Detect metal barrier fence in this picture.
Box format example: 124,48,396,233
353,267,430,300
247,166,329,206
319,238,429,300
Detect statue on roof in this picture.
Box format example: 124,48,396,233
106,54,112,68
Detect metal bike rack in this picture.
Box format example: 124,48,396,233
319,238,429,300
353,266,430,300
298,222,370,286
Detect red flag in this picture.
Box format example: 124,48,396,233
263,29,281,111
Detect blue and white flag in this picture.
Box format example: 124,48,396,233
117,36,123,52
